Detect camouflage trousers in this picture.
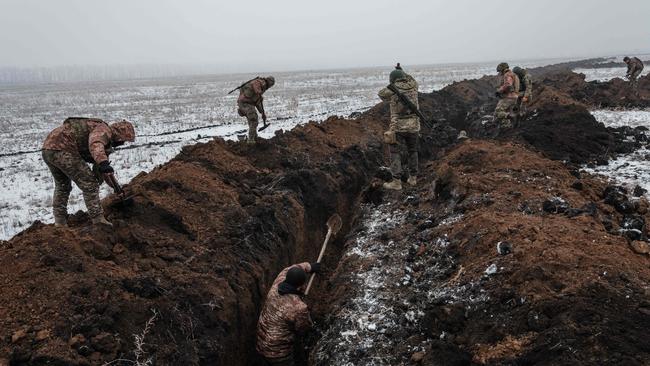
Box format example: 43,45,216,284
629,69,643,90
494,98,518,128
42,150,103,221
238,101,258,141
389,132,419,179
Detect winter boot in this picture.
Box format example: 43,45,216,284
54,215,68,227
383,179,402,191
92,216,113,227
407,176,417,186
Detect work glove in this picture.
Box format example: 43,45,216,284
98,161,114,174
310,262,322,274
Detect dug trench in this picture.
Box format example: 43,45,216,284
1,63,650,365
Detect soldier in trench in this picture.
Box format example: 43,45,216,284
378,63,421,191
257,262,321,366
493,62,521,132
41,117,135,227
512,66,533,119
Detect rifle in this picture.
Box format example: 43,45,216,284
227,76,261,95
386,84,434,129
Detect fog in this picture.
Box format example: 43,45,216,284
1,0,649,72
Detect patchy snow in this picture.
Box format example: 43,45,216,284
583,110,650,195
313,203,485,365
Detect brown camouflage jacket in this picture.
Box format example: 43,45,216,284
42,118,135,164
256,262,313,359
238,78,267,105
627,57,644,76
497,70,520,99
378,75,420,133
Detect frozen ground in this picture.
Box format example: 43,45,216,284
0,59,576,240
584,110,650,194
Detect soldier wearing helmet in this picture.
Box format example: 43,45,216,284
378,63,421,190
623,56,644,88
513,66,533,117
42,118,136,227
494,62,520,130
237,76,276,143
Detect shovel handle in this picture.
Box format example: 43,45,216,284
304,228,333,296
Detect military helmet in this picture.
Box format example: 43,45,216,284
285,266,307,287
264,76,275,88
623,56,630,62
512,66,524,76
389,63,407,83
497,62,509,73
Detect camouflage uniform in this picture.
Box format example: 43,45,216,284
257,263,313,364
494,70,520,128
237,78,272,142
41,118,135,223
625,57,644,87
378,74,420,180
514,68,533,116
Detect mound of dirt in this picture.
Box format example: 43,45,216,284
313,139,650,365
0,116,389,365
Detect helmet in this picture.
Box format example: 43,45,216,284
512,66,524,76
264,76,275,88
285,266,307,287
623,56,630,62
389,63,407,83
497,62,509,73
110,120,135,143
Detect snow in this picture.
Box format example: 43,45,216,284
583,110,650,195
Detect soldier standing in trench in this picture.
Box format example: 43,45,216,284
257,262,321,365
378,63,421,191
235,76,276,143
624,56,645,89
513,66,533,119
493,62,520,133
42,117,135,227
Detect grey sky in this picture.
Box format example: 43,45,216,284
1,0,649,72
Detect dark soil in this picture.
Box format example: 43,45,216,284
1,59,649,366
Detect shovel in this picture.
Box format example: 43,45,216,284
258,122,271,132
106,173,136,207
305,214,343,296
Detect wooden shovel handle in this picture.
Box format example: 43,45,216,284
304,228,333,296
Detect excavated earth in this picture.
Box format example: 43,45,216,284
1,61,649,365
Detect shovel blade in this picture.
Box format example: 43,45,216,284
327,214,343,236
258,123,270,132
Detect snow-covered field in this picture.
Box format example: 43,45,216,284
584,110,650,194
3,61,564,240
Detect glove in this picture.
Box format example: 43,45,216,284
522,97,529,103
98,161,114,174
310,262,322,274
494,91,501,98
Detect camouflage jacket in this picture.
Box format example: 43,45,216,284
256,263,313,359
497,70,520,99
43,118,135,164
238,78,267,106
378,75,420,133
518,72,533,99
627,57,644,76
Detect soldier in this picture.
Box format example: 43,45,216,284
236,76,275,143
624,56,644,87
42,117,135,227
513,66,532,117
257,262,321,366
494,62,520,130
378,63,420,191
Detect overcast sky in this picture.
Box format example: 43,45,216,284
1,0,649,72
